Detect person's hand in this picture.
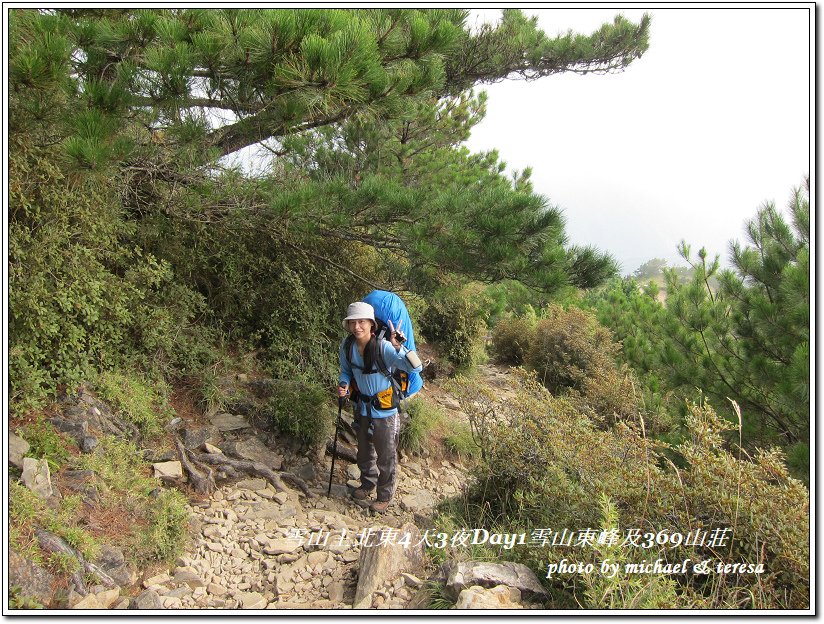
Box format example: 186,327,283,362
337,384,349,398
388,319,405,350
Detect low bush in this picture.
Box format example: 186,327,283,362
138,489,190,565
93,370,174,438
443,371,809,609
490,316,535,365
442,420,481,460
265,380,332,448
420,285,487,370
20,421,71,471
524,304,620,395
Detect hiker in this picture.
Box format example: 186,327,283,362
337,301,423,513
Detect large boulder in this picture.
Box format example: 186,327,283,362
454,585,524,609
444,561,546,601
353,523,425,609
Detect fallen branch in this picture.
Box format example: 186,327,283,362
175,438,216,495
197,453,312,498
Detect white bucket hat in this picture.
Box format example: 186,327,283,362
342,301,376,331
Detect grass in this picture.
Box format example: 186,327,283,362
442,421,480,460
93,369,174,438
10,431,190,591
20,420,71,471
400,398,445,453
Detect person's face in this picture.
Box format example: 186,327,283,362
349,318,373,341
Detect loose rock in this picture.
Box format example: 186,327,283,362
9,432,30,469
21,458,53,498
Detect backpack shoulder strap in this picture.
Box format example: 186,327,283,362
343,335,357,370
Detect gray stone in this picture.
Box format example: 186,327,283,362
236,478,267,491
80,436,98,453
327,581,346,603
204,443,223,454
306,551,328,566
346,464,361,480
133,589,163,609
263,539,302,555
47,416,88,442
207,583,228,596
153,461,183,479
353,523,425,609
444,561,547,600
455,585,523,609
92,544,136,587
296,463,316,482
165,417,185,432
166,587,192,599
238,591,266,609
223,437,283,469
173,570,205,588
399,491,434,513
8,551,56,607
209,413,250,432
182,427,211,449
9,432,30,469
401,572,424,587
21,457,53,498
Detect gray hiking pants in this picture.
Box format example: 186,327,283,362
355,412,400,502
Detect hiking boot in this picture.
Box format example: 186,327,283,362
351,488,372,501
370,499,391,514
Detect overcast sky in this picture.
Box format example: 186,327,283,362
464,6,812,274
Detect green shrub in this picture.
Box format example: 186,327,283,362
137,489,189,565
420,285,487,370
266,380,332,447
490,316,536,365
9,138,218,415
76,436,155,495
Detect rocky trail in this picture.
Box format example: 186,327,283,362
12,363,548,611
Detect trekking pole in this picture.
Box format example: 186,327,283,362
328,395,344,497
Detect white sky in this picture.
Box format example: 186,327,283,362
464,6,812,274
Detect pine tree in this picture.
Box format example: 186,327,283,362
16,9,647,158
591,180,810,474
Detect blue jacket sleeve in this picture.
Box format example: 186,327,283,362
339,341,353,387
380,340,423,374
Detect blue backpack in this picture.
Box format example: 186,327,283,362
342,291,423,411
